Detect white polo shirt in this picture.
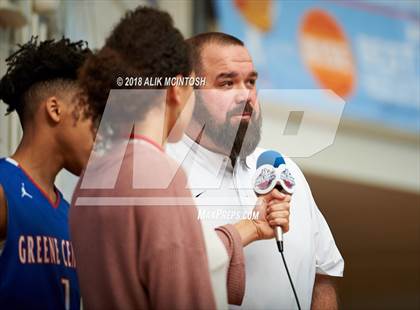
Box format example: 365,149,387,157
166,135,344,310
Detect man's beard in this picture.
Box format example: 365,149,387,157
192,93,262,166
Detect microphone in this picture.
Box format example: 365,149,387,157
253,151,301,310
254,151,302,310
253,150,295,252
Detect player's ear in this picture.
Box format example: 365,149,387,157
166,83,182,110
45,96,62,123
166,74,195,109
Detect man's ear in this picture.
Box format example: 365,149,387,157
45,97,62,123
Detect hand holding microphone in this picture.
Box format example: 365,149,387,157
251,189,291,240
232,150,295,250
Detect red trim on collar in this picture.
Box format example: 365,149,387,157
129,133,164,153
18,165,61,209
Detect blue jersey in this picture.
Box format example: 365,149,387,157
0,158,80,310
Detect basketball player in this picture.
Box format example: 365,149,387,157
0,37,92,309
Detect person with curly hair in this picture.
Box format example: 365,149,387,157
70,6,291,310
0,37,92,309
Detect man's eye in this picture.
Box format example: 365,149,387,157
248,79,256,86
220,81,234,88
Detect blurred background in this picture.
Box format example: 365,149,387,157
0,0,419,309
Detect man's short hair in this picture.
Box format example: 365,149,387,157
186,32,244,75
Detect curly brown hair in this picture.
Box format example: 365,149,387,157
79,6,192,125
0,37,91,125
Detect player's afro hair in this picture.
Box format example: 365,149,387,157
0,36,91,117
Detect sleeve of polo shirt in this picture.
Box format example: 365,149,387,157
312,198,345,277
292,160,345,277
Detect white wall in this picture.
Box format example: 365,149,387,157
260,103,419,194
0,0,41,159
62,0,146,49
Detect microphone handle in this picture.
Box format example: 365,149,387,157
275,226,284,252
274,185,286,252
256,186,287,252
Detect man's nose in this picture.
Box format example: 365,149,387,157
234,86,251,105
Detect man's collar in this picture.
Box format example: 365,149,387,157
181,134,233,175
